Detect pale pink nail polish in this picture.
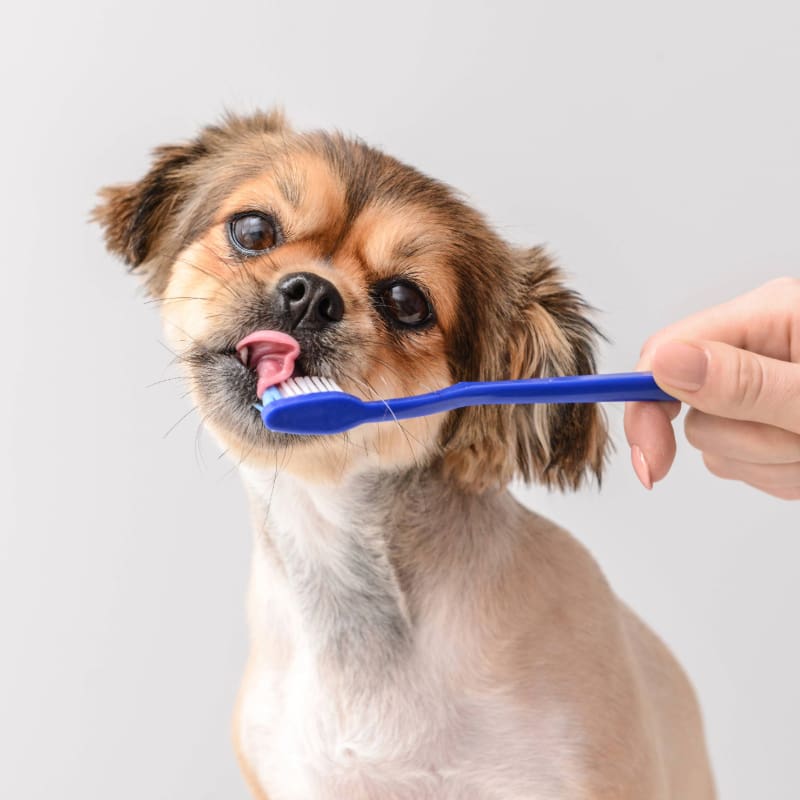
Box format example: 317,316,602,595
631,445,653,490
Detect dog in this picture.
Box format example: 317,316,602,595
94,110,715,799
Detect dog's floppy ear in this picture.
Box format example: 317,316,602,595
93,109,288,295
504,246,609,489
92,139,209,295
441,246,608,492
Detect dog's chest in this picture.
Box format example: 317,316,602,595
239,659,457,799
237,471,588,798
238,654,585,800
239,539,455,798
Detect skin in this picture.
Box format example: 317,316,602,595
625,278,800,499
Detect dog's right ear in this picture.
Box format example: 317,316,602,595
92,108,289,295
92,139,209,296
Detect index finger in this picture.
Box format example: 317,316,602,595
638,277,800,367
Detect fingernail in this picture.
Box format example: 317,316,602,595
652,341,708,391
631,445,652,490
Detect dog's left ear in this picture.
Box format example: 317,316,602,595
441,246,608,492
504,246,609,489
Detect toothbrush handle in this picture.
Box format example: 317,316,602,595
380,372,674,421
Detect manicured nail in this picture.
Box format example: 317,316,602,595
652,341,708,391
631,445,652,490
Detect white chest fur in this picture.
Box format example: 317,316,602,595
235,467,586,800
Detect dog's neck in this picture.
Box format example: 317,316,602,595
239,461,519,686
240,463,417,682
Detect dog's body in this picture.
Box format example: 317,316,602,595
233,467,712,799
95,111,715,798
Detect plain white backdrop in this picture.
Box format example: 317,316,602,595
2,2,798,797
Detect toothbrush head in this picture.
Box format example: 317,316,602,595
259,377,370,435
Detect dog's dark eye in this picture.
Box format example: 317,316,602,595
376,280,433,328
228,213,280,254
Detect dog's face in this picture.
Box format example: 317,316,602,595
95,111,606,490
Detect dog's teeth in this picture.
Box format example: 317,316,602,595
238,347,249,366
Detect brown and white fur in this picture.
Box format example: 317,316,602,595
95,110,715,799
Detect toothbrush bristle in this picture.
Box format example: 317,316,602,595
261,376,343,406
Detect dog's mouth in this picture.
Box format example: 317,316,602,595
235,330,301,398
187,326,345,445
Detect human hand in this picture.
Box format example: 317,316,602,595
624,278,800,499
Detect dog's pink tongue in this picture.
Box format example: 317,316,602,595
235,331,300,398
253,356,291,397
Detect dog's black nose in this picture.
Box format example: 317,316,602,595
276,272,345,331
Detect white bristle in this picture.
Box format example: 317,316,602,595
274,376,342,397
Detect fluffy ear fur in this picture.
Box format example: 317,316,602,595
441,246,608,492
92,140,209,295
92,109,288,295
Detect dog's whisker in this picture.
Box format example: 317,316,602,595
145,295,210,306
342,373,426,469
162,404,198,439
194,416,211,470
144,376,186,389
175,257,246,305
156,339,180,359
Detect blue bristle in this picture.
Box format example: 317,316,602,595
261,386,283,405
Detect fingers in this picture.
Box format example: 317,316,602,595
625,278,800,491
683,410,800,500
748,485,800,501
684,410,800,464
650,340,800,435
624,399,681,488
638,277,800,363
702,453,800,499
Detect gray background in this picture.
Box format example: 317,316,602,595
2,1,798,797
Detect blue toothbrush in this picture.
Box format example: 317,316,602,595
258,372,674,435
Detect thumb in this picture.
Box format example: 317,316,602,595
651,340,800,435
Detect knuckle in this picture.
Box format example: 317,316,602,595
639,334,662,361
733,351,767,414
760,277,800,332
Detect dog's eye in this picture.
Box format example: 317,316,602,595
228,212,280,254
375,280,433,328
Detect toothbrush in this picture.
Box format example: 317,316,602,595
258,372,674,435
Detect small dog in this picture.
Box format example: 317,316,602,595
95,111,715,799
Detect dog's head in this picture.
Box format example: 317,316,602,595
94,111,607,490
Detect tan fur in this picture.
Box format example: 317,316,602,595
232,680,271,800
95,112,715,799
